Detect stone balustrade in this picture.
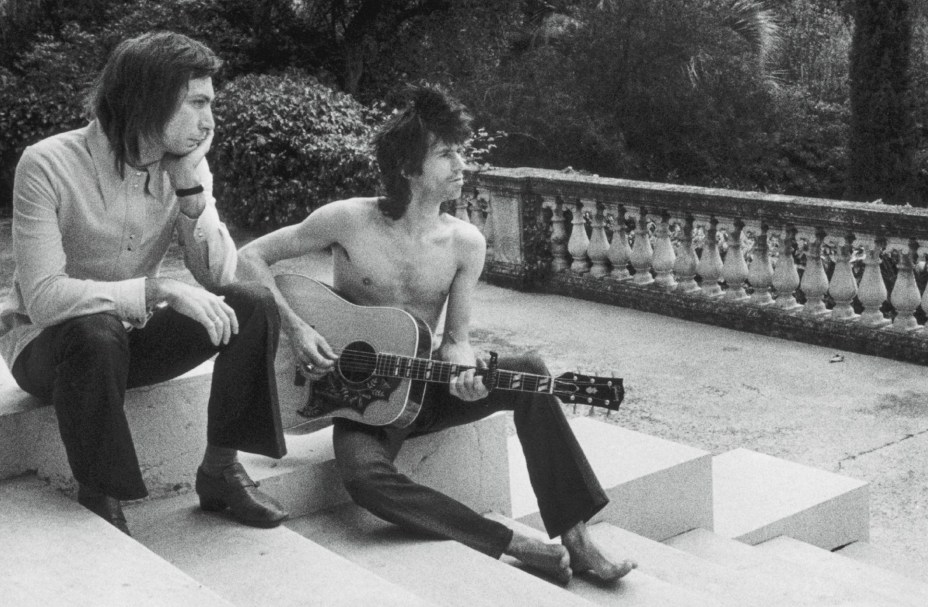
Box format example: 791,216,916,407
458,167,928,365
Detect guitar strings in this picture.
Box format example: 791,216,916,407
301,348,605,392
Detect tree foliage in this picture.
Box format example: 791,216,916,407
848,0,919,205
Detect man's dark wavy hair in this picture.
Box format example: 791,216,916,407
85,31,222,176
373,85,472,220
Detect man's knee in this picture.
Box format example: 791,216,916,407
56,314,128,361
216,282,278,324
340,460,397,509
505,352,549,376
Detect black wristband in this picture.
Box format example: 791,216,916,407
175,184,204,197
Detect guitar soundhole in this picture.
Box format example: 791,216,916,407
338,341,377,383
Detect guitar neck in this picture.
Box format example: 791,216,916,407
374,353,554,395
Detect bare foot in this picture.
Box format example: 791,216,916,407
505,530,573,585
562,522,637,585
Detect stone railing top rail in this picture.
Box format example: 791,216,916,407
468,167,928,241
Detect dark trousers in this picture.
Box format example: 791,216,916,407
11,282,286,501
333,354,609,558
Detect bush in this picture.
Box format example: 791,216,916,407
0,23,102,211
210,70,381,229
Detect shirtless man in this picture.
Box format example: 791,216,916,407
238,86,636,585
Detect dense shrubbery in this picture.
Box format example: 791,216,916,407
210,71,381,229
0,23,101,209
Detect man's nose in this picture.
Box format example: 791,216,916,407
201,107,215,131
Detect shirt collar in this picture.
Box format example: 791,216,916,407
86,119,165,201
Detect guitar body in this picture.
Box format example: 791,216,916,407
274,274,432,431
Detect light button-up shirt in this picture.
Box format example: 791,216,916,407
0,120,237,367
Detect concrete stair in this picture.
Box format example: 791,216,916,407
286,502,593,607
124,491,433,607
666,528,928,606
0,476,232,607
4,369,921,607
836,540,928,584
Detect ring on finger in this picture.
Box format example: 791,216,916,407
303,362,314,372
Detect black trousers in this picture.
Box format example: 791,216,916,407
11,282,286,501
333,354,609,558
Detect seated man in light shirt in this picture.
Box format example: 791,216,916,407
0,31,288,534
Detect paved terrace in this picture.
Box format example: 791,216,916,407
2,216,927,574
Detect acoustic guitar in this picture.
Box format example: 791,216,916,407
274,273,624,430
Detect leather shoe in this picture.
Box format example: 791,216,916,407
195,463,288,528
77,486,131,535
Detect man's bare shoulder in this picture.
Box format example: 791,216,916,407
314,196,382,224
442,213,486,249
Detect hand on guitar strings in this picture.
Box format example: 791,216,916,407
449,357,489,402
287,319,337,381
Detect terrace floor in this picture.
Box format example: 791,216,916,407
2,217,927,572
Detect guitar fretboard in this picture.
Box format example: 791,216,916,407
374,353,554,395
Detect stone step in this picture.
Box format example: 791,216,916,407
125,491,432,607
287,502,595,607
835,541,928,585
509,417,713,541
756,535,928,607
239,411,510,520
666,528,917,607
487,513,733,607
0,475,232,607
712,448,868,548
0,358,215,497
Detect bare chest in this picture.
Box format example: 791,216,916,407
332,231,459,326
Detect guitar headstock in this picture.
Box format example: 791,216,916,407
553,373,624,411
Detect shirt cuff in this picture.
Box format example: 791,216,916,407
115,277,149,327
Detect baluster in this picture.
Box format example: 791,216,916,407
722,218,749,301
921,252,928,328
830,232,859,321
674,214,700,293
481,194,495,261
470,194,487,233
697,216,724,297
652,209,677,289
749,222,774,305
567,198,591,274
607,205,633,281
858,233,891,328
800,227,830,316
630,207,654,285
455,197,470,222
587,201,611,277
890,239,922,332
772,225,802,310
550,197,570,272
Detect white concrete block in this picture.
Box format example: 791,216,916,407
713,448,868,549
510,417,713,540
0,360,215,497
240,412,511,520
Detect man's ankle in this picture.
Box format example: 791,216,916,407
200,444,239,477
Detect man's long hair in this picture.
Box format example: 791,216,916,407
85,31,222,176
373,85,472,220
